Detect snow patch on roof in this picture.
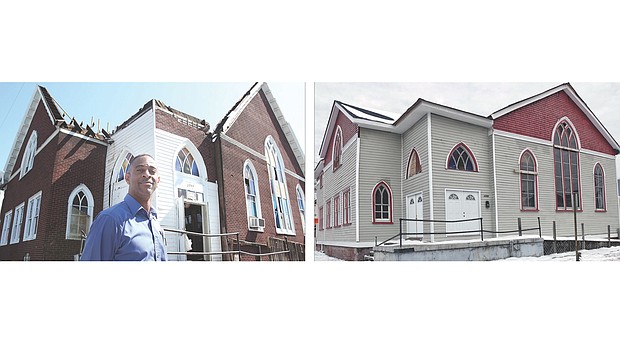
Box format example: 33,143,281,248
337,101,401,125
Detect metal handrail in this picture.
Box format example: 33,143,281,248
163,227,291,260
162,227,239,238
375,217,542,248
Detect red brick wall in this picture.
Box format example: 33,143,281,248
494,91,616,155
8,100,58,176
225,91,304,175
0,139,55,260
323,109,358,165
0,100,108,260
154,109,217,182
218,90,305,247
42,133,107,260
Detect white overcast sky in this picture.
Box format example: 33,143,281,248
314,82,620,179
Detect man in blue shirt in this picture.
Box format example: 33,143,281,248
81,154,168,261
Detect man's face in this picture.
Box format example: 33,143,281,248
125,155,160,202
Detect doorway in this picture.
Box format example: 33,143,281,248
184,203,207,261
445,189,480,234
406,193,423,239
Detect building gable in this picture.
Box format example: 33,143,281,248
214,82,304,175
322,109,358,167
3,87,56,181
3,86,110,183
222,87,303,176
492,84,620,155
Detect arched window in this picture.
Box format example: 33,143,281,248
176,147,200,176
265,136,295,235
406,149,422,178
553,120,580,210
116,152,134,182
66,184,94,240
20,131,37,179
447,143,478,172
243,160,262,230
296,185,305,234
594,163,606,211
372,181,392,223
519,150,538,210
332,126,343,171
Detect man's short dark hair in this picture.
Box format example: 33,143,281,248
128,154,156,167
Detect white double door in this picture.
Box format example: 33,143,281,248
445,189,480,233
406,193,424,237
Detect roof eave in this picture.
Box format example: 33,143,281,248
318,101,359,159
3,87,44,181
260,83,305,175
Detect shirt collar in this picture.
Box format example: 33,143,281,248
124,194,158,218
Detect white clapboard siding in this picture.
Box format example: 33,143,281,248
205,181,222,261
103,109,156,209
153,128,185,227
154,128,222,261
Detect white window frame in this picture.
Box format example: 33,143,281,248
114,151,135,183
295,184,305,234
343,188,351,225
176,146,201,177
1,211,12,246
20,131,37,179
10,203,25,244
594,163,606,211
243,160,263,231
66,184,94,240
372,181,393,224
23,191,42,241
332,126,343,171
265,136,295,235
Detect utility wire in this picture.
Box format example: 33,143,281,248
0,83,26,131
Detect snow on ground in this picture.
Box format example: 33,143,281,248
500,245,620,261
315,245,620,261
314,250,345,261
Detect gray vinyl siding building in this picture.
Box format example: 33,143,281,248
315,83,620,260
401,115,429,238
316,136,357,243
493,133,619,237
493,133,548,232
428,114,496,239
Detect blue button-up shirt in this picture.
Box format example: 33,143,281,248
81,194,168,261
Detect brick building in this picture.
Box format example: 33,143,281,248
0,82,305,261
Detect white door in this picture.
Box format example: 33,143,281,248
445,190,480,234
406,193,423,238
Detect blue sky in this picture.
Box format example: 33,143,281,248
0,82,305,174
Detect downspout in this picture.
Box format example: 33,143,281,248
427,113,435,242
400,132,404,235
492,130,499,235
355,128,361,242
